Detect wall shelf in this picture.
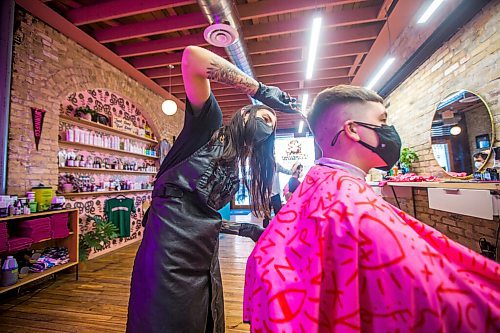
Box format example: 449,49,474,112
59,141,159,160
0,209,77,222
0,261,78,294
0,209,79,294
59,167,156,175
60,114,158,145
62,189,152,197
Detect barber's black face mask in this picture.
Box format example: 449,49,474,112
331,121,402,171
248,118,274,144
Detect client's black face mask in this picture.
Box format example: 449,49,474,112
246,118,274,144
331,121,402,171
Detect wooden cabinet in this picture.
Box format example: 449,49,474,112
0,209,79,294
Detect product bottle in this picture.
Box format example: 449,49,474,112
1,256,19,287
78,128,84,143
74,128,80,143
66,127,74,142
15,200,21,215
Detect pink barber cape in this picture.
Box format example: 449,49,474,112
244,165,500,332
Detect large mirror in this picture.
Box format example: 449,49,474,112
431,90,494,177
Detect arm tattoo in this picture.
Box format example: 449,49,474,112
206,58,259,95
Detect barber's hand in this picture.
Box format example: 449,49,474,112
252,82,301,114
238,223,265,242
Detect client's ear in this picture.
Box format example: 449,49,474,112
344,121,361,142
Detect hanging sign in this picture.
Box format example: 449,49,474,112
31,107,46,151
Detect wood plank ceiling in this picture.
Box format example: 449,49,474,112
44,0,395,130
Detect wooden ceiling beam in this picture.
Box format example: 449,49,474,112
238,0,366,20
144,56,355,80
213,94,250,102
66,0,197,26
163,67,349,87
218,101,249,108
243,6,384,39
348,54,364,77
130,47,226,69
352,0,427,86
14,0,184,107
175,82,300,99
88,0,371,44
254,56,355,77
260,68,350,85
93,12,208,43
252,40,372,67
247,23,382,55
114,32,207,58
142,66,182,79
377,0,396,19
114,21,381,58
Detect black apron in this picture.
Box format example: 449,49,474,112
127,134,239,333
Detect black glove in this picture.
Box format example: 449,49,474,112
238,223,265,242
252,82,301,114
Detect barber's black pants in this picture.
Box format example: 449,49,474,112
263,194,282,228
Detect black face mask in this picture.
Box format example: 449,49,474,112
247,118,274,144
331,121,402,171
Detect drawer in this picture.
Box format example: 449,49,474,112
428,188,493,220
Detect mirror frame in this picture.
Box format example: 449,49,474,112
432,89,495,179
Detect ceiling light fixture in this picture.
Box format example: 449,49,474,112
298,120,305,133
305,17,322,80
417,0,445,24
365,57,395,91
450,125,461,136
162,64,177,116
301,94,309,115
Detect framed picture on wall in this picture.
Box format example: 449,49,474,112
476,134,490,149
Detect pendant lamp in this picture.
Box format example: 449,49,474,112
162,65,177,116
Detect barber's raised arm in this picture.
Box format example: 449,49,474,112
181,46,300,114
181,46,259,113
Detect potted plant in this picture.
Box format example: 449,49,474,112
74,105,96,121
79,215,118,262
400,147,419,174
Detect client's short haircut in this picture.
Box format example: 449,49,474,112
307,85,384,133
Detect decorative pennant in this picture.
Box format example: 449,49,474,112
31,107,46,151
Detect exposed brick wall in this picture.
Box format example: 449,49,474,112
383,1,499,254
382,189,498,257
8,9,184,196
7,9,184,258
386,1,499,178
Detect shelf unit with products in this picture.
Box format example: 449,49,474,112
60,115,158,144
59,141,159,160
0,209,79,294
58,111,160,196
59,167,156,175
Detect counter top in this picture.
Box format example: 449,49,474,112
368,181,500,191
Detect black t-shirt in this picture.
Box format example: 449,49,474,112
157,93,222,177
288,177,301,193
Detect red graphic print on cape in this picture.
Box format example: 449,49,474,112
244,165,500,332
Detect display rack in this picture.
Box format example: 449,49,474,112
59,141,158,160
60,114,158,144
0,209,79,294
59,167,156,175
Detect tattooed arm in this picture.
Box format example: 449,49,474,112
181,46,259,113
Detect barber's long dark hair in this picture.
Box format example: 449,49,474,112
213,104,276,218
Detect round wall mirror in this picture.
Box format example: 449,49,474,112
431,90,494,178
